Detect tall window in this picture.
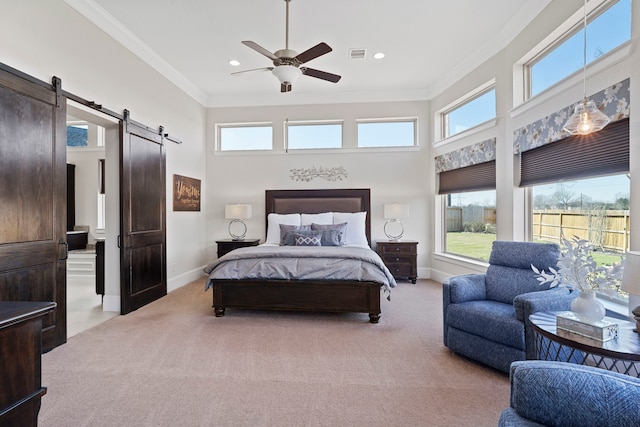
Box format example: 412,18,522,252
445,190,497,261
530,174,629,302
217,124,272,151
528,0,631,97
521,116,630,302
441,87,496,139
285,121,342,149
438,156,497,261
357,119,417,148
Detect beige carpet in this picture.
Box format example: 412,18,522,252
40,278,510,426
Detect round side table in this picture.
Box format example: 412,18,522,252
529,311,640,377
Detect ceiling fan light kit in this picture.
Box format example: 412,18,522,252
272,65,301,85
232,0,341,92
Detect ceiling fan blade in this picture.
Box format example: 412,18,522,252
241,41,278,60
295,42,332,64
281,83,292,93
301,67,341,83
231,67,274,76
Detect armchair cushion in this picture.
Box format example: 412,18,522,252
447,300,524,350
448,273,486,303
485,241,559,304
499,361,640,427
513,287,573,323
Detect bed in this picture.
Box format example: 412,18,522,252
203,188,396,323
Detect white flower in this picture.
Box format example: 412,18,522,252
532,235,623,293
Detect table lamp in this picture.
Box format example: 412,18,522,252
224,204,252,241
383,203,410,241
620,251,640,332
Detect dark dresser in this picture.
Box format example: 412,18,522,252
0,301,56,426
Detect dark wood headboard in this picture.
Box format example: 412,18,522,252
265,189,371,245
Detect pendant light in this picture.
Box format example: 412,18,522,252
562,0,610,135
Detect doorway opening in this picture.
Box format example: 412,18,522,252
66,102,120,336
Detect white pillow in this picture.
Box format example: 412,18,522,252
333,212,368,246
300,212,333,226
265,213,301,245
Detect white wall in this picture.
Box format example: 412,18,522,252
0,0,208,310
205,101,433,276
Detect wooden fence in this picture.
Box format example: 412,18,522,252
447,207,496,232
532,210,630,253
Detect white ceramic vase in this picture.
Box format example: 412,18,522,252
571,291,606,323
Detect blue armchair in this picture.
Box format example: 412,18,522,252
499,361,640,427
443,241,575,373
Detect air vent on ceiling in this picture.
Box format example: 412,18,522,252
349,48,367,60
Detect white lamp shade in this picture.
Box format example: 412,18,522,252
272,65,301,84
384,203,410,220
621,251,640,296
225,204,252,220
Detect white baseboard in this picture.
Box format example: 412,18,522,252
167,266,207,292
102,294,120,313
416,267,431,281
429,268,452,285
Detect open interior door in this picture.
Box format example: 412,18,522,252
0,69,67,351
119,110,167,314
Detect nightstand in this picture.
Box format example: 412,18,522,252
375,240,418,283
216,238,260,258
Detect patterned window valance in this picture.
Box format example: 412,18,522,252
513,78,630,154
434,137,496,173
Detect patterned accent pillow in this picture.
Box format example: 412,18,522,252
279,224,312,246
294,233,322,246
311,222,347,246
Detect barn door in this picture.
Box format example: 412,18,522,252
119,110,167,314
0,69,67,351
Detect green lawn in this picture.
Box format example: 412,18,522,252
446,232,624,266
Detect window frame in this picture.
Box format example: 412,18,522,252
437,80,496,141
355,117,418,148
523,0,630,100
215,122,274,152
283,119,344,151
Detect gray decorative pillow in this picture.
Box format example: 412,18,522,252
311,222,347,246
279,224,312,246
294,232,322,246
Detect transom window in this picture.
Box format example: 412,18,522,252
285,121,343,150
217,123,273,151
357,119,417,148
528,0,630,97
441,85,496,139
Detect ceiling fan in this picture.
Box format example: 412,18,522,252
231,0,341,93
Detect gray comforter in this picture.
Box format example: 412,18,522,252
203,245,397,296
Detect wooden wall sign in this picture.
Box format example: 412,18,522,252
173,174,201,211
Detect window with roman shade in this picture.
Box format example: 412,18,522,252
435,138,496,194
519,118,629,187
436,137,498,261
514,78,630,187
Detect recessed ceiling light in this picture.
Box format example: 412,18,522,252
373,52,385,60
229,59,240,67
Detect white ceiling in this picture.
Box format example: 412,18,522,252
66,0,551,108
